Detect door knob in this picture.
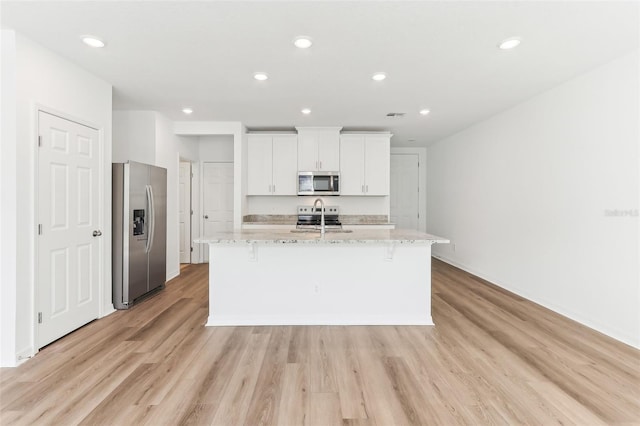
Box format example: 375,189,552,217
204,215,209,219
92,230,102,237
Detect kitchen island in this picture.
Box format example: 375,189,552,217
195,229,449,326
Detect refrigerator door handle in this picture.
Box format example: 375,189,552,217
146,184,155,253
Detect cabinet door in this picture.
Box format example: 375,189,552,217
339,135,365,195
247,135,273,195
272,135,298,195
297,133,318,171
364,135,390,195
318,131,340,171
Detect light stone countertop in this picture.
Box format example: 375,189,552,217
194,229,449,245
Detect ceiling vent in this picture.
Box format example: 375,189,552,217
386,112,406,118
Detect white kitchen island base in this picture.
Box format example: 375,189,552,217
198,230,449,326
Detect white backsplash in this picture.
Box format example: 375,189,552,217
245,195,389,216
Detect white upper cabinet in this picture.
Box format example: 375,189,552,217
247,129,389,197
296,127,341,171
340,133,390,196
339,135,365,195
362,134,390,195
297,132,319,171
271,136,298,195
247,134,298,196
247,135,272,195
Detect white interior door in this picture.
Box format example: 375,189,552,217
202,162,234,262
390,154,420,230
179,161,191,264
37,111,101,348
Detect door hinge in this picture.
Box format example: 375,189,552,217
190,247,193,252
38,312,42,324
191,172,194,178
38,136,42,147
191,210,193,215
38,224,42,235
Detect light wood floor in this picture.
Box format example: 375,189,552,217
1,259,639,425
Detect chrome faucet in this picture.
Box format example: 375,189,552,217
313,198,325,236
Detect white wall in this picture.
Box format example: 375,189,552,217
112,111,156,164
1,30,18,367
0,32,113,366
112,111,199,280
427,50,640,348
155,113,198,279
199,135,234,162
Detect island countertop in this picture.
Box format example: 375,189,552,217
194,229,449,245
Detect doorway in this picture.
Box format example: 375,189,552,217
390,148,426,231
179,161,192,264
36,111,101,348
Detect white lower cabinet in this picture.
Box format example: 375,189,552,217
340,134,390,195
247,134,298,195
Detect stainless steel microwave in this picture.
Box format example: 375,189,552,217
297,171,340,196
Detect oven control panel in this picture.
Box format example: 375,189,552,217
297,206,339,215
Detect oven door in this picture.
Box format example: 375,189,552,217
312,175,333,192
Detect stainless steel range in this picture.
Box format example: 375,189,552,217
296,205,343,231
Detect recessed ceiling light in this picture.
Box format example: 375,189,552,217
372,72,387,81
294,37,313,49
254,72,269,81
419,109,430,116
81,36,105,48
498,37,521,50
182,108,193,115
301,108,311,115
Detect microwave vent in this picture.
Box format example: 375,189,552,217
386,112,406,118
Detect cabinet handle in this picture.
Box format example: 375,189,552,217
320,161,322,169
362,185,365,194
366,185,369,193
272,184,276,193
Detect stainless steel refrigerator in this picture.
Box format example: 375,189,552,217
112,161,167,309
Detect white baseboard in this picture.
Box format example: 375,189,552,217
432,254,640,349
206,315,434,327
100,305,117,318
15,346,35,366
166,269,180,282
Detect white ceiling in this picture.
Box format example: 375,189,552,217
2,1,638,146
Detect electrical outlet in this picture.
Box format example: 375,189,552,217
314,284,320,294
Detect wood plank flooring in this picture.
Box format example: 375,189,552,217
1,259,639,425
